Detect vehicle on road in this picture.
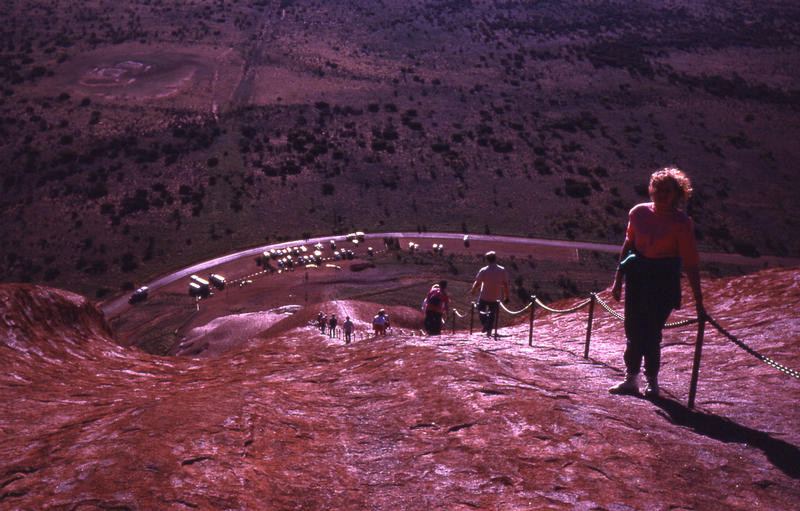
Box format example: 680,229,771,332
128,286,149,304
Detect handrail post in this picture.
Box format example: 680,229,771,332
584,293,596,359
469,302,475,335
688,311,707,409
528,296,535,347
493,301,500,340
451,308,456,334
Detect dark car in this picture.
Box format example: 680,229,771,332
129,286,149,304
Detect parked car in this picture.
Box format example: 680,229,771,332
128,286,149,304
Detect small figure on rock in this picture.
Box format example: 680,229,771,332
328,314,337,337
317,311,327,333
373,309,390,336
343,316,354,344
423,280,450,335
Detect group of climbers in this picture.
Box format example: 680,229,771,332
310,168,703,401
316,249,512,339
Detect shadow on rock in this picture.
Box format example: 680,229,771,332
649,395,800,479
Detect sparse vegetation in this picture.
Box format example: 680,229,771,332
0,0,798,299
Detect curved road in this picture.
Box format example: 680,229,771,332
101,232,800,317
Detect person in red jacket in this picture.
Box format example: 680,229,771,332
423,280,451,335
609,167,704,398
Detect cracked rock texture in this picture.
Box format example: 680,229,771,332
1,267,799,510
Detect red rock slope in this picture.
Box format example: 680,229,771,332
1,268,798,510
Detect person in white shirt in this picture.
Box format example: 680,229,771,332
373,309,389,336
470,251,510,336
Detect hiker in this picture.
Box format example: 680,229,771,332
328,314,337,337
609,167,704,398
317,311,326,333
343,316,354,344
423,280,450,335
373,309,389,336
470,251,510,337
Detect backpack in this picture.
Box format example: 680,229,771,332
427,291,441,307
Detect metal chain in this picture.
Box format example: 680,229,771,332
706,314,800,380
532,296,592,314
451,307,470,319
245,265,799,380
499,301,534,316
594,295,625,321
665,317,698,329
592,294,696,328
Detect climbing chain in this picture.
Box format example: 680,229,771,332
706,314,800,380
451,307,470,319
499,300,535,316
664,317,698,329
593,294,625,321
532,295,592,314
541,293,797,380
592,294,696,329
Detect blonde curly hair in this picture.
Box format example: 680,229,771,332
649,167,693,203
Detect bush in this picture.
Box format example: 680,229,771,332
120,253,138,272
491,139,513,153
431,141,450,153
120,189,149,216
732,240,760,258
564,178,591,198
534,158,551,175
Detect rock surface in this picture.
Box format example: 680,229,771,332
1,268,799,510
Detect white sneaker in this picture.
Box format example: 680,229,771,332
645,378,659,397
609,374,639,395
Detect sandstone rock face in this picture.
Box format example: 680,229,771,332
1,269,799,510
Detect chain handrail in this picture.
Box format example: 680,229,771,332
594,294,625,321
532,295,592,314
705,314,800,380
451,307,470,319
312,281,800,384
592,294,697,328
499,300,534,316
664,317,699,329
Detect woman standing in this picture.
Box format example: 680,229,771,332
610,168,704,397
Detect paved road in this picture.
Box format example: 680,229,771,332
101,232,800,317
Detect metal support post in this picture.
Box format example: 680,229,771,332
469,302,475,335
528,296,535,347
688,312,707,409
493,301,500,340
584,293,596,359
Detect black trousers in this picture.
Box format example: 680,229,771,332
623,255,681,379
425,310,443,335
477,300,499,334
